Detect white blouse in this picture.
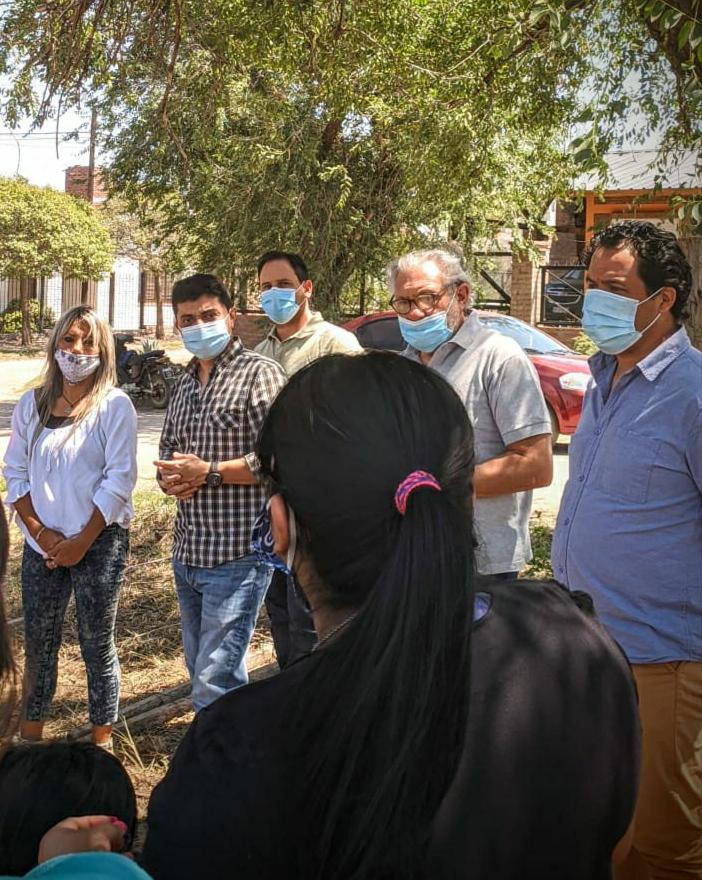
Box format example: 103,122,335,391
3,387,138,554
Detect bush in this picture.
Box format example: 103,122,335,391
571,331,597,356
0,298,56,334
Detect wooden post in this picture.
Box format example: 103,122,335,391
155,272,165,339
139,270,146,330
237,272,248,311
584,192,595,243
19,276,31,345
38,276,46,333
108,272,116,326
681,236,702,352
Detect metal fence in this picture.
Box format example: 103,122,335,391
472,252,512,313
0,258,177,333
539,265,584,326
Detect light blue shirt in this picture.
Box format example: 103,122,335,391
1,852,152,879
552,327,702,663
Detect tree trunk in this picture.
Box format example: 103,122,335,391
19,276,32,346
680,237,702,351
155,272,165,339
139,271,146,330
237,272,249,312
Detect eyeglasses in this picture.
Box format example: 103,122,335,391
389,284,452,316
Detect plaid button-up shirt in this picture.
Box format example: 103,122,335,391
159,338,286,567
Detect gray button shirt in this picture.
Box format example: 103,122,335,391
405,311,551,574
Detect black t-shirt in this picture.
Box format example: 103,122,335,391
142,580,640,880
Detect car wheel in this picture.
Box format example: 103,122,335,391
548,405,560,448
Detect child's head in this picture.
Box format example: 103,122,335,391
0,741,136,874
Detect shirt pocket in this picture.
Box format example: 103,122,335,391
591,428,661,503
210,407,244,431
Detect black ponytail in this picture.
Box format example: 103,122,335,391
258,352,475,878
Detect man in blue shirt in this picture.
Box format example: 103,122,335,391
552,221,702,880
552,221,701,880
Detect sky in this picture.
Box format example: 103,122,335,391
0,108,106,190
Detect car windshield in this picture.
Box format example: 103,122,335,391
478,314,570,355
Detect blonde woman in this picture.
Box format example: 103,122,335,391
3,306,137,747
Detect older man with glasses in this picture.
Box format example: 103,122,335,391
388,248,553,578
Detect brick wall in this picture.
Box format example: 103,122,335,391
510,241,550,324
65,166,107,203
550,201,584,265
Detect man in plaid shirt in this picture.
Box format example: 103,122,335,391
155,274,285,710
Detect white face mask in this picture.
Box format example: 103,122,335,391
54,348,101,385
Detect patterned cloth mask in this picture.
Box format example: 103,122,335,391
54,348,101,385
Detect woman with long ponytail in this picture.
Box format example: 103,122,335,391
143,352,639,879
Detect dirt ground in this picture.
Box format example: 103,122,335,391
1,489,276,821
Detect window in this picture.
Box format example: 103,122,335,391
479,315,568,354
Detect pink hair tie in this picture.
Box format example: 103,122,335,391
394,470,442,515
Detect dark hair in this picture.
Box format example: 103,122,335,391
171,273,232,313
257,351,475,879
0,502,17,742
257,250,309,283
0,741,137,874
584,220,692,321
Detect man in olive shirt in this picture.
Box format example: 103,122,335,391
255,250,361,665
255,250,361,377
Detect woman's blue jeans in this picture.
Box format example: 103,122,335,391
21,524,128,726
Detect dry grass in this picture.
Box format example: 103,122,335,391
3,489,276,818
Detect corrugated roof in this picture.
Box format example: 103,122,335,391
575,150,700,191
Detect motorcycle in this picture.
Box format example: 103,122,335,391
113,333,181,410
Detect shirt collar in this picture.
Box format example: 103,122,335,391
450,310,483,351
185,336,243,377
588,326,690,384
265,311,325,343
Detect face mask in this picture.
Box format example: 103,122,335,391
260,287,302,325
582,288,662,355
180,317,231,360
54,348,101,385
251,501,297,575
398,289,459,353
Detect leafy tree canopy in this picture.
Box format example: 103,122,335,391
0,0,699,309
0,176,114,280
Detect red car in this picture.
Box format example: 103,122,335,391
342,310,591,445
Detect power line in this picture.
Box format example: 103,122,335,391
0,130,90,139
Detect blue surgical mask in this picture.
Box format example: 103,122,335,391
180,317,231,360
582,288,662,355
261,287,302,325
398,309,456,353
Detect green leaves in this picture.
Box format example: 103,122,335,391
0,178,113,280
0,0,698,312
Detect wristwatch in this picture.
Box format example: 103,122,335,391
206,461,223,488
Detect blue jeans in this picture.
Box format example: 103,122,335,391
21,525,128,725
173,554,272,711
